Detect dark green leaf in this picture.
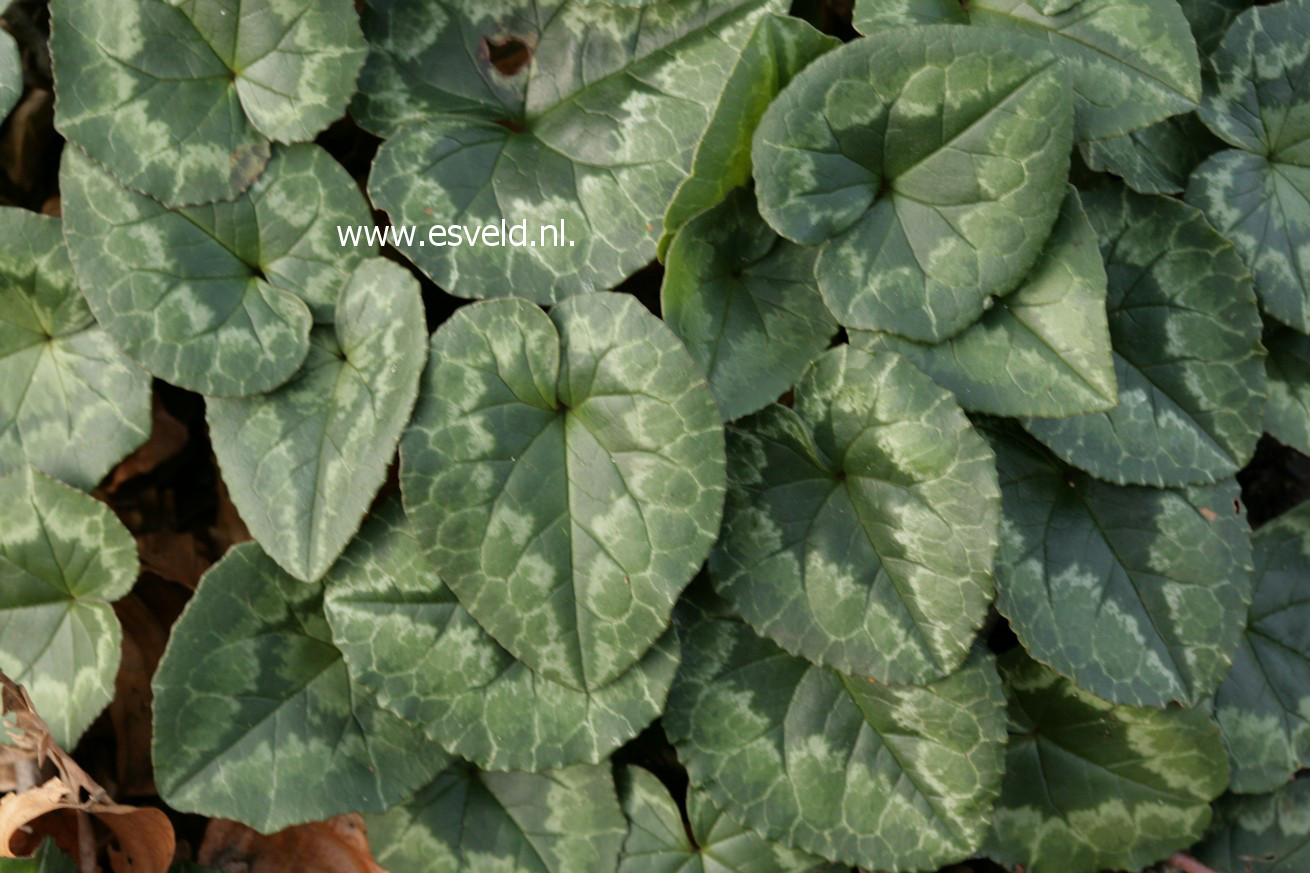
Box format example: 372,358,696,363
1193,779,1310,873
0,840,77,873
0,29,18,124
1079,113,1223,195
1265,324,1310,457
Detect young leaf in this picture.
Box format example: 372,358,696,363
0,208,150,490
1265,324,1310,457
1211,501,1310,793
0,29,18,124
658,14,838,259
50,0,364,206
660,189,836,422
207,260,426,583
151,543,448,833
323,499,681,772
367,763,627,873
1023,184,1266,488
1192,779,1310,872
988,424,1252,708
751,26,1072,342
856,187,1116,417
362,0,783,303
664,610,1007,872
985,651,1230,873
60,143,373,396
1079,113,1223,195
0,467,137,751
400,293,725,691
711,346,999,682
617,766,826,873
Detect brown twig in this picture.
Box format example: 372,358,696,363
1168,853,1222,873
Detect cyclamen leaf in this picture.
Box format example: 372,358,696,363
660,189,836,421
367,763,627,873
852,0,967,30
1178,0,1249,58
711,345,999,682
50,0,364,206
0,208,150,490
1211,501,1310,793
985,651,1229,873
751,26,1072,342
856,187,1116,417
658,14,838,258
1079,113,1223,195
1265,325,1310,457
400,293,725,691
0,466,137,750
60,143,373,396
208,260,426,583
1193,779,1310,872
0,29,18,123
617,766,826,873
664,610,1007,872
151,543,448,833
323,499,681,772
0,840,77,873
1023,184,1265,488
988,424,1252,708
363,0,783,303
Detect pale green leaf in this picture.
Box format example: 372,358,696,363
323,498,681,772
660,189,836,421
362,0,784,303
0,208,150,490
985,651,1230,873
208,260,426,583
751,26,1072,341
1023,184,1265,487
988,423,1253,708
367,763,627,873
0,28,19,124
60,143,373,396
400,293,724,691
0,466,137,750
1079,113,1223,194
710,345,999,682
664,608,1007,872
855,186,1116,417
1265,324,1310,457
1193,779,1310,872
151,543,447,833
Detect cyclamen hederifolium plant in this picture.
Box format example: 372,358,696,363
4,0,1310,869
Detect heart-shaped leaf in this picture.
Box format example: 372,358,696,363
400,293,724,691
323,499,681,772
1265,324,1310,457
988,423,1252,707
367,763,627,873
1023,184,1266,488
208,259,426,583
711,345,999,682
1080,113,1222,195
1192,779,1310,872
0,208,150,490
152,543,448,833
665,605,1007,872
617,766,826,873
752,26,1072,341
1211,501,1310,793
984,651,1229,873
0,29,18,124
856,187,1116,417
0,466,137,750
660,189,836,422
60,143,373,396
362,0,783,303
50,0,364,206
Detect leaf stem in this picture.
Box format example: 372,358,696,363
1168,853,1221,873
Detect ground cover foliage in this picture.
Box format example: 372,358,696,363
0,0,1308,871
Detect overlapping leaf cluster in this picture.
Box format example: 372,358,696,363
1,0,1308,871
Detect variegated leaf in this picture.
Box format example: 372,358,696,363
988,423,1252,707
660,189,836,422
362,0,784,302
50,0,364,206
60,143,372,396
399,293,725,691
1023,184,1265,488
367,763,627,873
852,0,967,30
1178,0,1249,58
751,26,1072,342
1079,113,1222,195
1193,779,1310,872
1265,324,1310,457
151,543,447,833
0,466,137,750
664,607,1006,872
0,28,18,123
855,187,1116,417
0,208,150,490
985,651,1229,873
207,260,425,583
323,499,680,772
710,345,999,682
